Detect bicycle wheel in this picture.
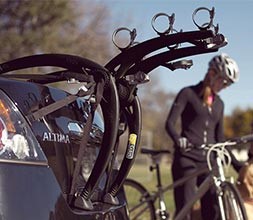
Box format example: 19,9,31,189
218,181,248,220
123,178,156,220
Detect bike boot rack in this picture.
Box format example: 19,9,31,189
0,54,120,211
0,6,229,213
104,6,228,204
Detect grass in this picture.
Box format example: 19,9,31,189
127,161,176,214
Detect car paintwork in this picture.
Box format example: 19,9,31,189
0,77,128,220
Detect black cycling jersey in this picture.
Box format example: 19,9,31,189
166,81,225,149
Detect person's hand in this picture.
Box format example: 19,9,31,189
177,137,192,152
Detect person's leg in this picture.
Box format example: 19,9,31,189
172,155,184,216
198,165,220,220
200,185,220,220
172,155,197,220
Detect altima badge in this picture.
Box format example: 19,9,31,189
42,132,70,144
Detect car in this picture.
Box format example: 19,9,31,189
0,54,128,220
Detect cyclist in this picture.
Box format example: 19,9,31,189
165,53,239,220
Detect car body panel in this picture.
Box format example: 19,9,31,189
0,77,128,220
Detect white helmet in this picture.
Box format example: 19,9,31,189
208,53,239,84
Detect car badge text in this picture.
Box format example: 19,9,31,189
42,132,70,144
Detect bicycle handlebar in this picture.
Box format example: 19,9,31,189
229,134,253,144
185,134,253,171
185,133,253,151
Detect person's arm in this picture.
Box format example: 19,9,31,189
165,88,188,147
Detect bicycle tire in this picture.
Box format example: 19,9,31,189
124,178,156,220
218,181,248,220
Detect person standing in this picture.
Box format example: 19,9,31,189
165,53,239,220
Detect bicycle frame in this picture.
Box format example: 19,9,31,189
153,163,210,220
174,174,212,220
173,153,227,220
134,139,253,220
127,147,210,220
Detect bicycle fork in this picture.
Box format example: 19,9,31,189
214,156,227,220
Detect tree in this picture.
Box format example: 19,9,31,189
0,0,113,64
138,75,176,150
224,107,253,138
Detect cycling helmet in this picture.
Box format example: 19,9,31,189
208,53,239,84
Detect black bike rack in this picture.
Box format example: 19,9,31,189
104,8,228,203
107,30,223,77
0,54,120,210
0,6,229,214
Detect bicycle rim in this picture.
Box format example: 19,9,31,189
219,181,248,220
124,179,156,220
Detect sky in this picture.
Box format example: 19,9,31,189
100,0,253,115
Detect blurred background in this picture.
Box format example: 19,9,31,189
0,0,252,154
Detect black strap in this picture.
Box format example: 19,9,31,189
27,83,95,122
70,78,105,196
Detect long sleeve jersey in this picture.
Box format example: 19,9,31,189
165,81,225,149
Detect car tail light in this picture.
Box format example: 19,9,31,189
0,90,47,163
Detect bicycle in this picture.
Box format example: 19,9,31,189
124,134,253,220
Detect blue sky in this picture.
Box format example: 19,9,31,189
102,0,253,115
